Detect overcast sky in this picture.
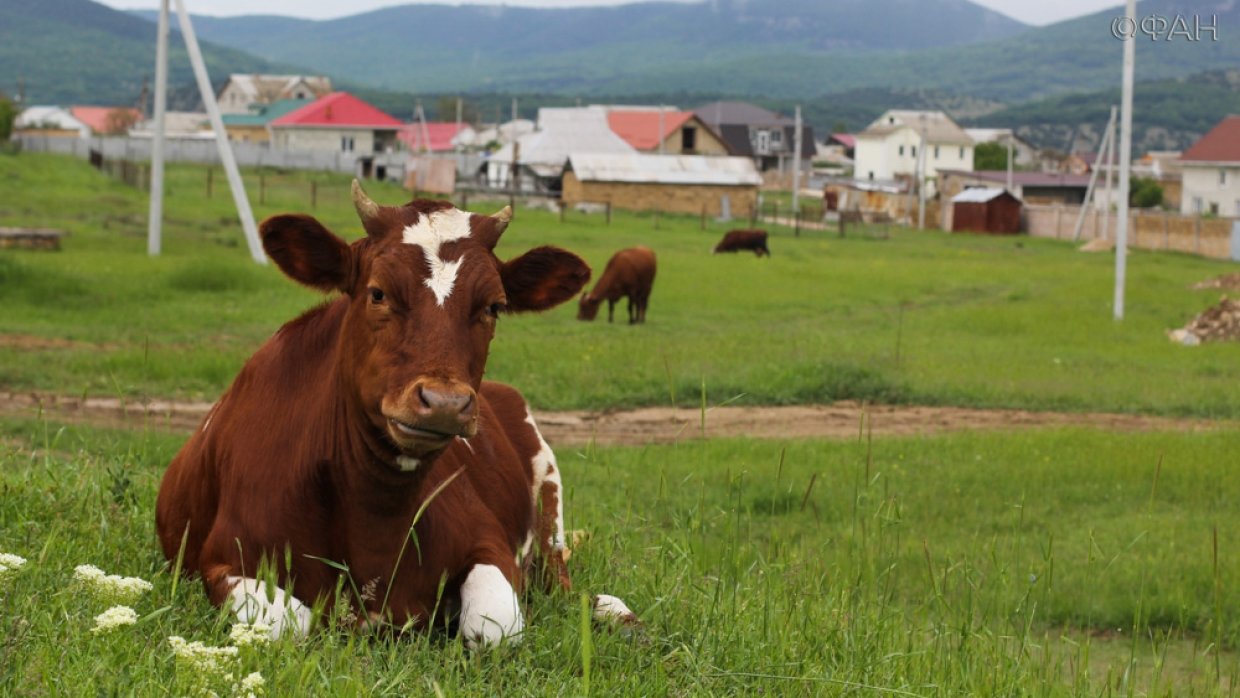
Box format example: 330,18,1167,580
96,0,1124,27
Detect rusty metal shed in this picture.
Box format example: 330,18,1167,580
950,187,1022,234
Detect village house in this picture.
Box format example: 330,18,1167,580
692,101,814,173
216,74,332,115
854,110,973,195
14,106,91,138
938,169,1099,206
269,92,403,157
398,122,477,153
483,106,635,192
1179,115,1240,217
560,152,761,217
220,99,312,144
606,109,730,156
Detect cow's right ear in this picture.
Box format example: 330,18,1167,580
260,214,353,293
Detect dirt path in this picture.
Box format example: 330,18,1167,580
0,391,1229,447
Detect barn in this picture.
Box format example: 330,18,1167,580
561,153,761,217
950,188,1022,234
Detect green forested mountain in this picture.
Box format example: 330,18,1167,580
0,0,289,106
136,0,1238,102
966,70,1240,153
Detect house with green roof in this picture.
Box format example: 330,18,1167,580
221,99,312,144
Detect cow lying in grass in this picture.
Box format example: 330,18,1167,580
156,182,636,647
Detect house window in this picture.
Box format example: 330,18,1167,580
911,145,917,158
1193,197,1203,214
770,129,783,146
1221,170,1228,187
755,131,770,154
868,171,874,180
341,136,355,152
959,147,965,159
898,145,905,157
681,126,697,152
934,145,940,159
1210,202,1219,215
888,117,895,124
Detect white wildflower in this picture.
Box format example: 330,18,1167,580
92,605,138,634
235,671,265,697
74,564,154,606
0,553,26,587
169,636,240,696
228,622,272,648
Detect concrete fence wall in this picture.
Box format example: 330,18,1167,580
1024,204,1238,260
16,135,489,185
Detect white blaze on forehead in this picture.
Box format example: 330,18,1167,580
226,576,312,639
401,208,475,306
459,564,523,649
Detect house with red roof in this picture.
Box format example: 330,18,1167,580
269,92,404,156
70,106,142,135
397,122,476,153
606,110,730,156
1179,115,1240,217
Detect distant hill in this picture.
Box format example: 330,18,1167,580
0,0,290,107
133,0,1238,102
136,0,1028,97
967,70,1240,154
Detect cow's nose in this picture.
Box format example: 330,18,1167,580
416,381,476,425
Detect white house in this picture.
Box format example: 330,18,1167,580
483,106,635,191
854,110,974,195
1179,115,1240,217
217,74,332,115
14,106,91,138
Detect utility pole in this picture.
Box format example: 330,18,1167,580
791,105,802,220
147,0,169,257
1072,107,1117,242
1101,106,1117,241
1115,0,1136,320
172,0,264,263
917,114,926,230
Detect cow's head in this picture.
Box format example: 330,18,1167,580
260,181,590,466
576,293,602,321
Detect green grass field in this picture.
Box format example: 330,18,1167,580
1,420,1236,695
1,152,1238,695
2,153,1239,416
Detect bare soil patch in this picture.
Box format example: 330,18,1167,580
0,391,1228,447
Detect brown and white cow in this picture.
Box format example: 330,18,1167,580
713,229,770,257
577,246,656,324
156,182,635,647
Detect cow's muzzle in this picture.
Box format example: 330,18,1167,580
383,379,478,453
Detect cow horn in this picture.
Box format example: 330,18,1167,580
351,179,380,223
492,205,513,231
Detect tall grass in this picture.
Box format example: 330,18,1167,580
1,418,1235,695
1,153,1239,417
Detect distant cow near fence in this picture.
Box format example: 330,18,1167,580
578,246,657,324
714,229,769,257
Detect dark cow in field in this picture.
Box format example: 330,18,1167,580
156,182,636,647
713,229,770,257
577,246,657,324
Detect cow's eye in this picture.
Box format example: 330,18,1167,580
485,301,506,318
368,287,385,303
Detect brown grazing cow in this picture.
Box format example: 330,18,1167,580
713,229,770,257
156,182,636,647
577,246,657,324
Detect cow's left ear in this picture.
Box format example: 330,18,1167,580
500,246,591,312
260,214,353,293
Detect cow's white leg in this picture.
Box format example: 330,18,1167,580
459,564,523,649
226,577,312,639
